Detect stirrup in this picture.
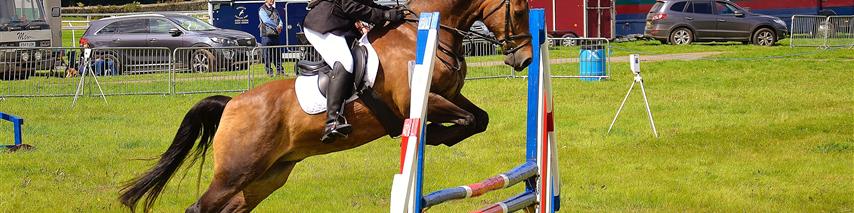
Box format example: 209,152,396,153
321,122,352,143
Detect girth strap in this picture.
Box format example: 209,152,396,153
356,86,404,138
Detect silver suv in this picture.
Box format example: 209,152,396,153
644,0,788,46
81,13,257,73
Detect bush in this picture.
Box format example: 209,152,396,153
62,0,206,14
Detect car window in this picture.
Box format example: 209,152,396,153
170,16,217,31
690,1,712,14
670,2,687,12
150,19,174,34
99,19,148,34
650,2,665,13
685,2,693,13
715,2,738,15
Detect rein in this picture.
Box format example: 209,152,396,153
402,14,466,72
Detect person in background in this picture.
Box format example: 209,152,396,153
259,0,285,77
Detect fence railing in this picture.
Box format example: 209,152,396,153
547,38,611,80
462,38,516,80
791,15,854,48
462,37,612,80
1,38,612,98
0,47,80,97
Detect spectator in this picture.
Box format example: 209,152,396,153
79,44,116,76
258,0,285,77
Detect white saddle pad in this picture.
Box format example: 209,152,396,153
295,35,380,115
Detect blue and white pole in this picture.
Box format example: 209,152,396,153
526,8,561,213
390,12,441,213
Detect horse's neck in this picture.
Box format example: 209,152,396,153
408,0,482,31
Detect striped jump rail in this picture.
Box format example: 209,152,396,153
422,162,538,208
474,192,537,213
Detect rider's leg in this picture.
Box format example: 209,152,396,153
303,28,355,143
321,62,354,142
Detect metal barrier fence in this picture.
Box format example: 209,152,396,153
463,39,516,80
791,15,854,48
87,47,173,96
0,47,79,97
546,38,611,79
2,39,611,98
462,37,612,80
172,46,253,94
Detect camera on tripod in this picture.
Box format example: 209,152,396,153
630,54,641,75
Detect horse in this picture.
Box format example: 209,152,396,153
119,0,534,212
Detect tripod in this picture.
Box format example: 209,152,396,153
607,54,658,137
72,48,108,108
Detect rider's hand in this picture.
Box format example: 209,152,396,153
355,21,371,34
384,9,405,25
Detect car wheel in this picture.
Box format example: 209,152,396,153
560,34,578,46
191,49,217,73
753,28,777,46
669,28,693,45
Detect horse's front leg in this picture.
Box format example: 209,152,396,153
423,93,488,147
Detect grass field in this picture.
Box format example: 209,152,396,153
1,40,852,212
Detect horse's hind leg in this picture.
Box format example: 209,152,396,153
187,138,281,213
220,160,299,212
187,158,272,213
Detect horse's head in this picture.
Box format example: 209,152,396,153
479,0,533,71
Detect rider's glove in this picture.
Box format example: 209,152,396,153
384,9,405,25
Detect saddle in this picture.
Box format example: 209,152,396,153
295,43,369,97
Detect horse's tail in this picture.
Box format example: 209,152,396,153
119,95,232,212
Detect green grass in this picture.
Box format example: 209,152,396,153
1,42,852,212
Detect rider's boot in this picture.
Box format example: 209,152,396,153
321,62,354,143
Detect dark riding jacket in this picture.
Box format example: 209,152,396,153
304,0,390,36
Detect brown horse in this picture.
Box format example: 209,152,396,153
119,0,533,212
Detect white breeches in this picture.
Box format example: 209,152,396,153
303,28,354,73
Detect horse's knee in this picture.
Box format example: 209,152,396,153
220,194,249,213
470,110,489,133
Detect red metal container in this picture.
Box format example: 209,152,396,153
529,0,616,39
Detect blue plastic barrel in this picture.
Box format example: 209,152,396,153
579,46,606,81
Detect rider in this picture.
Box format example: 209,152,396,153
303,0,405,143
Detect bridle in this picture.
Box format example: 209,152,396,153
398,0,531,71
479,0,532,55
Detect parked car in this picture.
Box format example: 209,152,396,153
80,13,257,73
644,0,789,46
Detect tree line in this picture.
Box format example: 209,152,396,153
62,0,174,7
